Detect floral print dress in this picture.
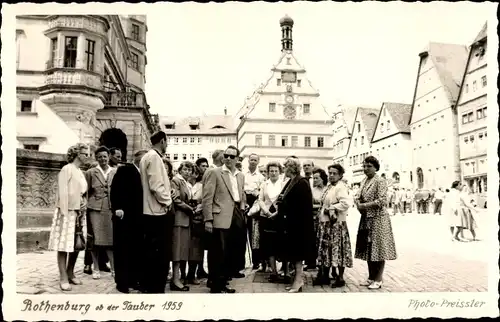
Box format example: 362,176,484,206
354,174,397,262
317,181,353,268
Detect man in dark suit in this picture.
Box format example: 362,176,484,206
110,150,147,293
202,145,246,293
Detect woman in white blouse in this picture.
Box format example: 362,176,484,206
316,164,353,287
258,162,286,283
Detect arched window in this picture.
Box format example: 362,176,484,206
392,172,400,183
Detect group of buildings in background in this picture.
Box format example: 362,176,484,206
15,15,488,197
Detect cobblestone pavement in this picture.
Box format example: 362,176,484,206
17,208,490,294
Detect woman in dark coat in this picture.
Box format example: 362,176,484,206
277,157,315,293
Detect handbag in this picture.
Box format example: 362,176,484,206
74,212,86,251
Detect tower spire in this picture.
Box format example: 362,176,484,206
279,15,294,52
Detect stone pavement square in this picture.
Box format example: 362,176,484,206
16,210,489,294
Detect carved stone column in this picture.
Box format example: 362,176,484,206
40,93,104,146
76,33,86,69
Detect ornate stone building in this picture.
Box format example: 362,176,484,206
235,16,334,169
16,15,159,161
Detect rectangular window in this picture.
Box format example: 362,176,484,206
354,138,357,147
277,79,281,86
197,154,202,159
255,134,262,146
357,123,361,132
166,153,170,159
190,137,195,144
269,103,276,112
473,80,477,91
297,80,301,87
174,138,179,144
380,123,384,133
477,108,483,119
291,136,298,147
190,154,195,160
317,137,324,148
361,136,364,145
349,156,353,166
182,154,187,160
64,36,77,68
24,144,39,151
20,100,32,112
198,137,202,144
182,137,187,144
173,154,178,160
481,75,487,87
304,136,311,147
50,37,57,68
465,84,469,93
303,104,310,114
387,120,390,131
131,24,140,41
464,136,469,143
269,135,275,146
482,106,487,118
131,53,139,70
85,39,95,71
281,136,288,147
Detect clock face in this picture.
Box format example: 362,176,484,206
285,95,294,104
283,105,297,119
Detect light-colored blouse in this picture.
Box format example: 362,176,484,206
56,163,88,215
258,178,284,213
319,181,351,222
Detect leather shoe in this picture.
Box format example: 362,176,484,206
83,265,92,275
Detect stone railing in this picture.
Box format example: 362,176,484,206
45,69,103,90
103,91,144,108
46,15,108,37
16,149,67,253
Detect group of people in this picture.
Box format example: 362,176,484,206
48,130,401,293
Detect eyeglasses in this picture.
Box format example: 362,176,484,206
224,154,237,160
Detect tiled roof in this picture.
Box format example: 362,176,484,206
159,115,237,135
339,105,359,135
358,107,380,141
473,22,487,44
428,42,469,104
385,102,412,133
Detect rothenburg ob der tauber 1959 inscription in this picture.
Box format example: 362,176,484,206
21,299,183,315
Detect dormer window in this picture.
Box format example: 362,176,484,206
165,123,175,129
189,124,199,130
211,125,225,129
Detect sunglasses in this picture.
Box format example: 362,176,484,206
224,154,237,159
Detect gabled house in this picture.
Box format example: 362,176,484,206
409,42,468,189
345,107,379,185
456,22,488,203
332,105,358,168
371,102,412,187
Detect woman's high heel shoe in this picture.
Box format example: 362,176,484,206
170,283,190,292
288,284,304,293
368,281,383,289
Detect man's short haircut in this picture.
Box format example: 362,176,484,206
212,149,224,160
150,131,167,145
109,147,121,155
95,146,110,156
225,145,240,156
196,157,209,167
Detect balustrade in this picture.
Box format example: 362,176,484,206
45,69,103,89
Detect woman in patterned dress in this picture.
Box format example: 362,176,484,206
459,184,479,241
310,168,327,282
85,146,116,280
315,164,353,287
354,156,397,289
48,143,89,291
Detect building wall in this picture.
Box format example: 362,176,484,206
331,111,351,168
372,134,412,188
457,40,488,195
165,134,237,169
345,116,376,185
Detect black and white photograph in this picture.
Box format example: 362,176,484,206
2,1,498,320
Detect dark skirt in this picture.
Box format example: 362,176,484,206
172,226,190,261
259,216,284,258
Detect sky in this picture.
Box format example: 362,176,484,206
145,2,492,117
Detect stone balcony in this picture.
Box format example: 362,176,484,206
45,68,104,90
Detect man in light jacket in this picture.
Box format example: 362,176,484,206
202,145,246,293
139,131,173,293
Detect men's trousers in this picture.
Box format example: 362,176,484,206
112,213,143,290
140,214,171,293
434,199,443,214
208,207,246,291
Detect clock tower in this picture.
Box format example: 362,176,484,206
235,16,334,169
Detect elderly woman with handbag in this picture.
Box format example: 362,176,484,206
48,143,90,291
